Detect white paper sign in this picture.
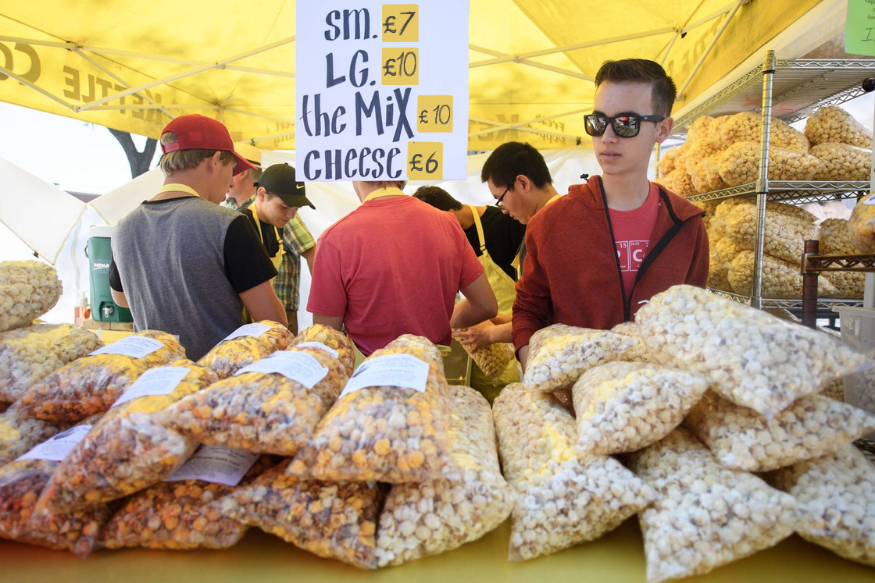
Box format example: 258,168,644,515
340,353,429,397
296,342,340,359
223,323,272,342
165,446,259,487
235,351,329,389
296,0,470,181
112,367,191,408
90,336,163,359
16,425,92,462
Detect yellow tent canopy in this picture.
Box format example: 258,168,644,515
0,0,821,151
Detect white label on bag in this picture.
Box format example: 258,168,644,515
165,446,259,487
865,196,875,206
90,336,163,359
112,367,191,408
16,425,92,462
295,342,339,359
235,351,328,388
223,323,272,342
340,354,429,398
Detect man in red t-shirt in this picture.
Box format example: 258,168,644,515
307,180,498,356
513,59,709,369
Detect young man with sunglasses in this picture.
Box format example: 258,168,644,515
513,59,709,369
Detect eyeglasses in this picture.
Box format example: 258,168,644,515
493,185,511,208
584,112,666,138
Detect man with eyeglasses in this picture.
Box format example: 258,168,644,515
513,58,709,370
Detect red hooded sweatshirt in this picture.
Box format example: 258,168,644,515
512,176,709,352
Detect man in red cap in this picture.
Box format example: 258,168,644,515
109,114,287,360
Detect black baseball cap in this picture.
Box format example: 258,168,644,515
257,163,315,209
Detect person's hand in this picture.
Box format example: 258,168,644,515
452,321,494,352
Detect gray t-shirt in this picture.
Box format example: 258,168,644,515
110,196,276,360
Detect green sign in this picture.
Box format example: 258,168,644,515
846,0,875,56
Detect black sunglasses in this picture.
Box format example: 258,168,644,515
584,112,666,138
493,185,511,208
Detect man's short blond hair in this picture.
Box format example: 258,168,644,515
159,131,236,175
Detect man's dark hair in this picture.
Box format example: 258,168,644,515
412,186,463,211
480,142,552,189
595,59,677,117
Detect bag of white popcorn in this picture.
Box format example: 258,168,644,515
572,362,710,456
769,444,875,567
628,428,798,583
610,322,656,364
493,385,656,561
376,386,513,567
636,285,871,419
0,261,63,333
685,391,875,472
523,324,637,392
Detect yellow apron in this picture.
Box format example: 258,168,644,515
242,202,285,324
467,206,520,401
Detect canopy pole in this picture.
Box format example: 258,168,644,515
469,118,582,142
470,27,676,68
250,130,296,144
76,37,297,112
223,107,295,125
658,32,680,65
468,45,591,80
677,0,746,99
680,2,736,34
0,64,76,110
73,48,176,121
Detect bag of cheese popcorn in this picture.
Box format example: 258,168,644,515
197,321,294,379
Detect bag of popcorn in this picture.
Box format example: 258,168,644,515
376,385,513,567
16,330,185,424
220,460,384,568
523,325,637,392
197,321,294,379
288,335,455,484
770,444,875,567
636,285,871,418
0,261,63,333
610,322,656,364
35,361,216,512
99,453,274,550
287,324,355,377
0,323,102,403
628,428,798,583
160,346,349,456
493,385,656,561
572,362,709,456
0,405,65,465
686,391,875,472
0,419,111,557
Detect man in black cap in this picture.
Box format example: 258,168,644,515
239,163,317,333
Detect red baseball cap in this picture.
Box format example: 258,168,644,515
160,114,257,175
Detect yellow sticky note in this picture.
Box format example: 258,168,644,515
407,142,443,180
417,95,453,133
382,47,419,85
381,4,419,42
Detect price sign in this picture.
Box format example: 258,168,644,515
382,48,419,85
296,0,469,181
408,141,443,180
417,95,453,133
382,4,419,42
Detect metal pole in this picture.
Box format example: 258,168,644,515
751,50,776,310
801,239,819,328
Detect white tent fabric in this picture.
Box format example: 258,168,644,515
89,167,165,226
0,156,85,264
